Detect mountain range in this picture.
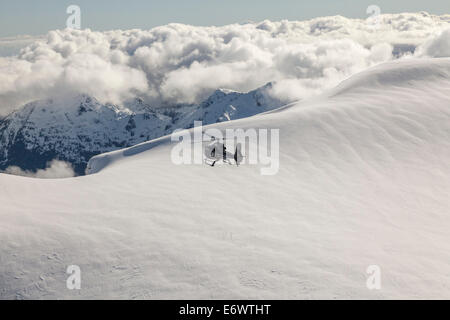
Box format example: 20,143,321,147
0,83,282,175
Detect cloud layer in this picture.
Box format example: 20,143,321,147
4,160,75,178
0,12,449,115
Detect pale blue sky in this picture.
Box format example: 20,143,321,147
0,0,449,37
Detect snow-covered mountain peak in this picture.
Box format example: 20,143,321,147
331,58,450,97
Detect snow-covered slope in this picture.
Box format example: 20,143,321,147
1,58,450,299
0,84,281,175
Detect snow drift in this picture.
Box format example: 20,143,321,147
0,57,449,299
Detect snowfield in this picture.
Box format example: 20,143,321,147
1,57,450,299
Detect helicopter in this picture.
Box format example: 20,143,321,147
203,135,244,167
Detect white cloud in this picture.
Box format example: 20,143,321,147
0,35,45,57
4,160,75,179
0,13,449,114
